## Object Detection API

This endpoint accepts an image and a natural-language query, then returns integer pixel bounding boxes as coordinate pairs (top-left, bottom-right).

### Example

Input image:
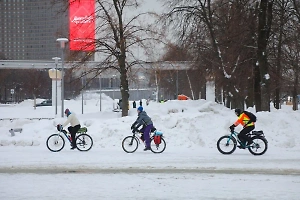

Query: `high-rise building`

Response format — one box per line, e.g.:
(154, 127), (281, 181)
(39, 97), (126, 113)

(0, 0), (68, 60)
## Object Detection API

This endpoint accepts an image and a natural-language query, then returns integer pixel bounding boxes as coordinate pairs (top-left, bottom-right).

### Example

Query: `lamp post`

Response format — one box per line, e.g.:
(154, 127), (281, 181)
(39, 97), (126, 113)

(112, 74), (116, 100)
(99, 74), (102, 111)
(52, 57), (61, 115)
(56, 38), (68, 117)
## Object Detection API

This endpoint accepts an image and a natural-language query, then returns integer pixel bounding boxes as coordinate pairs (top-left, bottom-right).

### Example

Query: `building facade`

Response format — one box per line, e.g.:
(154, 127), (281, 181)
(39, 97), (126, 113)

(0, 0), (68, 60)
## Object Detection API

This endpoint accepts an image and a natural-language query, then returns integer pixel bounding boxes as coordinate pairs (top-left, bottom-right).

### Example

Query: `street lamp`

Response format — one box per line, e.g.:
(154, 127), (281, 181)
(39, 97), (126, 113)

(99, 74), (102, 111)
(112, 74), (116, 99)
(56, 38), (68, 117)
(52, 57), (61, 115)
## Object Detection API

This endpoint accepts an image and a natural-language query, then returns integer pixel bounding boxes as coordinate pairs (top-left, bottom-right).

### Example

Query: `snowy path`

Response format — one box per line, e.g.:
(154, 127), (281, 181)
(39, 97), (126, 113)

(0, 146), (300, 199)
(1, 173), (299, 200)
(1, 146), (300, 173)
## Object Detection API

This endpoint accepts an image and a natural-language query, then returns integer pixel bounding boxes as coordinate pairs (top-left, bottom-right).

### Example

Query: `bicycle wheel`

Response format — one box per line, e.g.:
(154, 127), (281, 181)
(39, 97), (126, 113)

(46, 134), (65, 152)
(248, 136), (268, 156)
(75, 133), (93, 151)
(217, 135), (237, 154)
(150, 137), (166, 153)
(122, 136), (139, 153)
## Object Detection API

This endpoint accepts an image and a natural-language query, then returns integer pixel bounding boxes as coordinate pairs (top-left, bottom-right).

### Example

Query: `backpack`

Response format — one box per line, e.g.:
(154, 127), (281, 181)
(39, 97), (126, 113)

(243, 111), (257, 122)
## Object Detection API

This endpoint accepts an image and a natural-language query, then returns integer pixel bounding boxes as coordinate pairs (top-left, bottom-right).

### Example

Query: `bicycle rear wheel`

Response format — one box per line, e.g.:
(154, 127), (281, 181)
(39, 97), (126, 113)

(46, 134), (65, 152)
(248, 136), (268, 156)
(150, 137), (166, 153)
(122, 136), (139, 153)
(217, 135), (237, 154)
(75, 133), (93, 151)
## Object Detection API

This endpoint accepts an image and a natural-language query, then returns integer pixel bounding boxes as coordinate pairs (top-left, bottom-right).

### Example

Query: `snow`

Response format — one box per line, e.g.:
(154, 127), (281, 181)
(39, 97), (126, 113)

(1, 93), (300, 200)
(265, 73), (270, 80)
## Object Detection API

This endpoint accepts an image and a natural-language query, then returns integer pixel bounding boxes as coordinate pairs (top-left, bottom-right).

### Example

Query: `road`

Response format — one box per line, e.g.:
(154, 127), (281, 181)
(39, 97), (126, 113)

(0, 146), (299, 199)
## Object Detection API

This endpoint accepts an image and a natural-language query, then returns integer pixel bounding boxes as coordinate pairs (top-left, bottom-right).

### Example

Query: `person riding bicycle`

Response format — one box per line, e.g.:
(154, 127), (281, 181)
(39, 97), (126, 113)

(58, 108), (81, 150)
(131, 106), (153, 151)
(229, 108), (255, 148)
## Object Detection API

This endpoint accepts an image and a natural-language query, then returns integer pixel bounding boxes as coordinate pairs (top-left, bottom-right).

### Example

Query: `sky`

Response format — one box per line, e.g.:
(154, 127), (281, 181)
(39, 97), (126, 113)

(0, 92), (300, 199)
(95, 0), (166, 61)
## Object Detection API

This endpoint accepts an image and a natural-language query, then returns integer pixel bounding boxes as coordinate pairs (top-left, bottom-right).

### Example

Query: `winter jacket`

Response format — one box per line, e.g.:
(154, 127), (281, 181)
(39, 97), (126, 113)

(234, 112), (255, 127)
(63, 113), (80, 128)
(132, 111), (153, 129)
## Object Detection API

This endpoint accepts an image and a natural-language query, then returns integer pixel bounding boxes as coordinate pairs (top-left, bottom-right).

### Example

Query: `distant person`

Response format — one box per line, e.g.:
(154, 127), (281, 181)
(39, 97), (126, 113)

(146, 98), (150, 106)
(229, 108), (255, 148)
(118, 99), (122, 109)
(139, 100), (142, 106)
(59, 108), (81, 150)
(131, 106), (153, 151)
(133, 101), (136, 108)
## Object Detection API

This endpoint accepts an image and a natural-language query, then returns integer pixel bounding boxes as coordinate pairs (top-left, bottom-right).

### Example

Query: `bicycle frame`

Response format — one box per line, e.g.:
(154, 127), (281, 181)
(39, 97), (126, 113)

(57, 129), (72, 144)
(228, 130), (265, 148)
(227, 130), (247, 147)
(130, 131), (143, 144)
(131, 130), (161, 145)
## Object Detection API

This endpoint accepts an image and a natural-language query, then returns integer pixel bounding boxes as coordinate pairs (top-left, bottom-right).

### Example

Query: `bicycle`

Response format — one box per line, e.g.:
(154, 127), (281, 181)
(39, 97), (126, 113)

(46, 126), (93, 152)
(217, 129), (268, 156)
(122, 129), (166, 153)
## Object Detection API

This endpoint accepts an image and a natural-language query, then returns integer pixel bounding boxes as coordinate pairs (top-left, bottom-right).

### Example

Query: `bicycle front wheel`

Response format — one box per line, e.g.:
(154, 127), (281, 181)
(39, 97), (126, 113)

(76, 133), (93, 151)
(122, 136), (139, 153)
(217, 135), (237, 155)
(248, 136), (268, 156)
(46, 134), (65, 152)
(150, 137), (166, 153)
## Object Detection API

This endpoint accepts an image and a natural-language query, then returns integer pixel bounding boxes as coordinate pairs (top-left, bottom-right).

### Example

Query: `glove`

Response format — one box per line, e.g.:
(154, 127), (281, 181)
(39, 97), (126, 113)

(56, 124), (62, 131)
(229, 124), (235, 131)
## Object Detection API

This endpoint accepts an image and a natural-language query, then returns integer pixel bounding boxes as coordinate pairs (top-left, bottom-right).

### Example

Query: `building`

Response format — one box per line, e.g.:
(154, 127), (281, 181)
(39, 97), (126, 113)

(0, 0), (68, 60)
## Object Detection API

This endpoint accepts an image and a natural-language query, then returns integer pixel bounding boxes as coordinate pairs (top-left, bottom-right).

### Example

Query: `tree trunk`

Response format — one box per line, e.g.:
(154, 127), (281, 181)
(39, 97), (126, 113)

(292, 69), (299, 111)
(256, 0), (273, 112)
(246, 76), (254, 108)
(185, 70), (194, 100)
(119, 56), (129, 117)
(274, 0), (285, 109)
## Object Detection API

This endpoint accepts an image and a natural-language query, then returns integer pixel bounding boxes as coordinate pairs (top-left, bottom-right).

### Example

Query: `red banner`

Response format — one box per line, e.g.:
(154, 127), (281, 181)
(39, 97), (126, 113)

(69, 0), (95, 51)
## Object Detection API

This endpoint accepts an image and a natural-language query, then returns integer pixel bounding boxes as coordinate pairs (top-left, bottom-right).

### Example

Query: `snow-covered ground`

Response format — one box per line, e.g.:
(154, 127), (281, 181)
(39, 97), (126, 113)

(0, 93), (299, 200)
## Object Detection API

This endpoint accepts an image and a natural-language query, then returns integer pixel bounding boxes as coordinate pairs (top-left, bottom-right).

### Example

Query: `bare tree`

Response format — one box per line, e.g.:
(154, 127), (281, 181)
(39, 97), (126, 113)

(161, 0), (258, 109)
(93, 0), (162, 116)
(56, 0), (161, 116)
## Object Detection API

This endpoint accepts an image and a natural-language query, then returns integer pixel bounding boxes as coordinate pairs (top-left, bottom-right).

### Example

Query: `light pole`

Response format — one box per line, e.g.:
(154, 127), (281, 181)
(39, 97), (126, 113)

(52, 57), (61, 115)
(112, 74), (116, 100)
(176, 69), (178, 98)
(99, 74), (102, 111)
(56, 38), (68, 117)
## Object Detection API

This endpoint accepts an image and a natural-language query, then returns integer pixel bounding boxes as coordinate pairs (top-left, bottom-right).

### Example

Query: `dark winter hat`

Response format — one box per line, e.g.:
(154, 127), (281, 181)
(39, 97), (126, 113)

(137, 106), (143, 112)
(64, 108), (70, 114)
(234, 108), (242, 116)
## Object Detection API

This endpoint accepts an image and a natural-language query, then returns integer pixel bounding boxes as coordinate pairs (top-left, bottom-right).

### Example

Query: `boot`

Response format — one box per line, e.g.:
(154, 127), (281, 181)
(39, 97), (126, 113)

(70, 143), (77, 150)
(143, 146), (151, 151)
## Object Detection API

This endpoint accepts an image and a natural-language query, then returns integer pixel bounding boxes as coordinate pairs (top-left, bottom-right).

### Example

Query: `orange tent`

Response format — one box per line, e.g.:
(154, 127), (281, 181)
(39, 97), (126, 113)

(177, 94), (189, 100)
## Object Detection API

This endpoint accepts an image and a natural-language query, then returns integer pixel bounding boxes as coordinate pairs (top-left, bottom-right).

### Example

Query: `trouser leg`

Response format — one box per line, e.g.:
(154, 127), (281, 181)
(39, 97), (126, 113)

(144, 124), (153, 148)
(70, 125), (81, 147)
(238, 126), (254, 144)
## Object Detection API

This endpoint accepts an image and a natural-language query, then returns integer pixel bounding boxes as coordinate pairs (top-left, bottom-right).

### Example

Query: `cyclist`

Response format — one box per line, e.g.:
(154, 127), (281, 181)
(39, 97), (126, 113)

(131, 106), (153, 151)
(58, 108), (81, 150)
(229, 108), (255, 148)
